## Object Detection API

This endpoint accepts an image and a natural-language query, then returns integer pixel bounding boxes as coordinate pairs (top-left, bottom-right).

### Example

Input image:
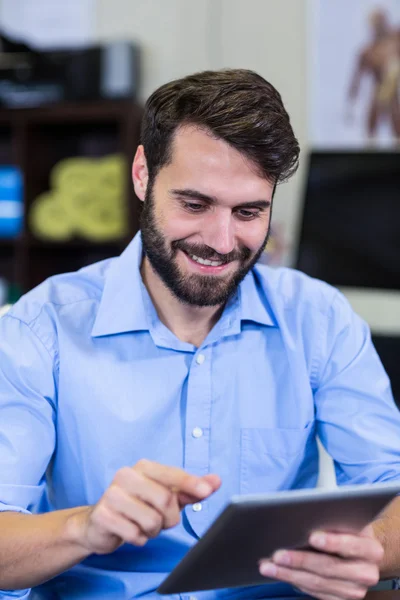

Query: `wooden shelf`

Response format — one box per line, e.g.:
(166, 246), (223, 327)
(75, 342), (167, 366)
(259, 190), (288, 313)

(0, 238), (18, 248)
(0, 99), (141, 125)
(0, 99), (143, 294)
(28, 238), (128, 250)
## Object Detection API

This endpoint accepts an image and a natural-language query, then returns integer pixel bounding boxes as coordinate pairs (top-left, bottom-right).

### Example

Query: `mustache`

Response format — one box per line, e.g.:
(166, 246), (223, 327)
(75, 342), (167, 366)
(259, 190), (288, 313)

(172, 240), (251, 264)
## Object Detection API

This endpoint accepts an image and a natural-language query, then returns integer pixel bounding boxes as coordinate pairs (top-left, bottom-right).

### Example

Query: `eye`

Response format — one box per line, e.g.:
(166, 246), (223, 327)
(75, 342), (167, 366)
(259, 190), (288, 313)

(235, 209), (261, 221)
(183, 201), (206, 213)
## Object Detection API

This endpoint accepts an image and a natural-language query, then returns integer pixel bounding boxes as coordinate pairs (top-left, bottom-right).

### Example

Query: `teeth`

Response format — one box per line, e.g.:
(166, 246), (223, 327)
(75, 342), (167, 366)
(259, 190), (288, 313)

(190, 254), (223, 267)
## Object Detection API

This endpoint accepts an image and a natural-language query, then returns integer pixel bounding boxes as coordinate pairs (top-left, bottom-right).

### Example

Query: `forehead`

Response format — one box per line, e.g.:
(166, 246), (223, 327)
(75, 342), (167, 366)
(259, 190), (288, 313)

(160, 125), (274, 203)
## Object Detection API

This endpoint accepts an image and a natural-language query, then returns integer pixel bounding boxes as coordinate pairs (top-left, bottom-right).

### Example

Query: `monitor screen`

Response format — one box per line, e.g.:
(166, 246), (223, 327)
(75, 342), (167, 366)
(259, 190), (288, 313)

(296, 151), (400, 290)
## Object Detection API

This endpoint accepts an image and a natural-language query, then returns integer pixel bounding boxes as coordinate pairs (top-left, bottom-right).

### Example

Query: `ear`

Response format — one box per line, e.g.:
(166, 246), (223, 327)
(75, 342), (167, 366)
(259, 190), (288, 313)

(132, 145), (149, 202)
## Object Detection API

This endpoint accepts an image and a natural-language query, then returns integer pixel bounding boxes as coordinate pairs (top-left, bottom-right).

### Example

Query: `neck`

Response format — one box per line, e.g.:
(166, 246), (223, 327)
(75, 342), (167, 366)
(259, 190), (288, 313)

(141, 256), (224, 347)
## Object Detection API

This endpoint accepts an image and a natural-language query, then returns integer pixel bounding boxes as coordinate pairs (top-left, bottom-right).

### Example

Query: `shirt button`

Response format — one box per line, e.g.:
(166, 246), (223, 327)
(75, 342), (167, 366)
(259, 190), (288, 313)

(192, 427), (203, 438)
(192, 502), (202, 512)
(196, 353), (205, 365)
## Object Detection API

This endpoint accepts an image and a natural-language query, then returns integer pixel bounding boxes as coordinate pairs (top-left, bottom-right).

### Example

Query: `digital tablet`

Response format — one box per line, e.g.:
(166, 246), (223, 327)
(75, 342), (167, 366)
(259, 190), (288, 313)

(157, 481), (400, 595)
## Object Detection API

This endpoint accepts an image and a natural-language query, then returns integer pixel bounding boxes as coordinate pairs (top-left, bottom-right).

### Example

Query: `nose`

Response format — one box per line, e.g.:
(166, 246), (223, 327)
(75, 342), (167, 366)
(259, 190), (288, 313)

(203, 211), (235, 256)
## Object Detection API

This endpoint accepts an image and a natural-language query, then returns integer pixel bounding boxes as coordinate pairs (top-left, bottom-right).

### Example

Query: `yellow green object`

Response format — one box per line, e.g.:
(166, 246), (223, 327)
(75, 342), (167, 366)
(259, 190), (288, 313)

(29, 154), (128, 242)
(29, 192), (74, 241)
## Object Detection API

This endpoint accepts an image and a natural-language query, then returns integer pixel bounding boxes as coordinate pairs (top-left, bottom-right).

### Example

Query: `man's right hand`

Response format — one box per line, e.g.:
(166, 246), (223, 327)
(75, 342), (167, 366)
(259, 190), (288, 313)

(71, 460), (221, 555)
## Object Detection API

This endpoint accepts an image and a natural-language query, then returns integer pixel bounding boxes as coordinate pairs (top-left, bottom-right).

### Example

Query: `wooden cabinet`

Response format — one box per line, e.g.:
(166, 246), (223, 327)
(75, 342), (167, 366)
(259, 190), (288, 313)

(0, 99), (142, 295)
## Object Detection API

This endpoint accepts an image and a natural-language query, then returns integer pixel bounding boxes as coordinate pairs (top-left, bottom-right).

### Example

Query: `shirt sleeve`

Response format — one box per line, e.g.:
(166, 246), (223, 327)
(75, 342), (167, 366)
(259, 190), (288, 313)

(0, 313), (57, 599)
(314, 291), (400, 485)
(0, 312), (57, 512)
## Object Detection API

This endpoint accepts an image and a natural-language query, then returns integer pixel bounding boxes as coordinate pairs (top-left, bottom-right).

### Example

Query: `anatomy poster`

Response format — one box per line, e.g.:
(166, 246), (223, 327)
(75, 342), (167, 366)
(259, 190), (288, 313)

(310, 0), (400, 147)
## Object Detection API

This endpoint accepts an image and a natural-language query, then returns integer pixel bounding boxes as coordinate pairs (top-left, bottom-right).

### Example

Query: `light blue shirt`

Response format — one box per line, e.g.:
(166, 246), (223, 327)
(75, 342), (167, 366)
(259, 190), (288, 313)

(1, 232), (400, 600)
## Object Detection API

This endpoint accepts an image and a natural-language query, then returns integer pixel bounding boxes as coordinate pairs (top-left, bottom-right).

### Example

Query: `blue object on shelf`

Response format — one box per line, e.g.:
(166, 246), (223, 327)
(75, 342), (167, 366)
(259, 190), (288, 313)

(0, 166), (23, 238)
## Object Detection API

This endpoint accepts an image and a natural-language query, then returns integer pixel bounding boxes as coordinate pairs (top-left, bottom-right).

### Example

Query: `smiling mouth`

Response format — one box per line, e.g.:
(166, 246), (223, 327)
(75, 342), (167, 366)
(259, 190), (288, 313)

(189, 253), (225, 267)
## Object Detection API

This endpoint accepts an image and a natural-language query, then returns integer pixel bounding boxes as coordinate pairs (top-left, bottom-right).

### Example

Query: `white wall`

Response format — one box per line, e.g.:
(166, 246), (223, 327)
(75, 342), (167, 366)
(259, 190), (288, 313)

(96, 0), (213, 101)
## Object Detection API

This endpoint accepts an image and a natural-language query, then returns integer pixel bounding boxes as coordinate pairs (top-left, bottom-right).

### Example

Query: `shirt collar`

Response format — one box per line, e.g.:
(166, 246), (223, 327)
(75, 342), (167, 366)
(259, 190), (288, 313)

(91, 232), (149, 337)
(91, 232), (276, 338)
(238, 266), (276, 327)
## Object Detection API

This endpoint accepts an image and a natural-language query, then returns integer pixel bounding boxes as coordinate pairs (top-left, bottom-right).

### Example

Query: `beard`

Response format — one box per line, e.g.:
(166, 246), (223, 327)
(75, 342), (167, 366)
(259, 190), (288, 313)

(140, 186), (270, 307)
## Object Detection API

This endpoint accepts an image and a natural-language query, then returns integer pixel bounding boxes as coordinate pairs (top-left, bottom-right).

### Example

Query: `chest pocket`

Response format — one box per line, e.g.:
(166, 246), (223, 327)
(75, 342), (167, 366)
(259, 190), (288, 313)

(240, 421), (315, 494)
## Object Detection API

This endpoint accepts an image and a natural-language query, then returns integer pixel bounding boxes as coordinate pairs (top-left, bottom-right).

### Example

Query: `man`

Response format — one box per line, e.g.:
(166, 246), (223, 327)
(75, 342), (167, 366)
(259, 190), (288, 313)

(347, 8), (400, 143)
(0, 69), (400, 600)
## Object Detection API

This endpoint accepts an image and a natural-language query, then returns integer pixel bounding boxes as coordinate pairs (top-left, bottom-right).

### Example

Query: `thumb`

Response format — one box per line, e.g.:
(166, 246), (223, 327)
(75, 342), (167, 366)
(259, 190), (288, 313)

(361, 523), (377, 539)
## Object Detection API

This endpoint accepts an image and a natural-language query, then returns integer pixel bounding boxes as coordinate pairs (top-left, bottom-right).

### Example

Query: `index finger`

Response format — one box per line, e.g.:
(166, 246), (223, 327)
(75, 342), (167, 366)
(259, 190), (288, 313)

(309, 530), (384, 563)
(134, 459), (215, 499)
(177, 474), (222, 507)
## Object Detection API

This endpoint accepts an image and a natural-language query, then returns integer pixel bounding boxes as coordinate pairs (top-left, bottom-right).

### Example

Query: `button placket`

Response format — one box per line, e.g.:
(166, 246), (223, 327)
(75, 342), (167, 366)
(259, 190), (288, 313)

(183, 349), (212, 535)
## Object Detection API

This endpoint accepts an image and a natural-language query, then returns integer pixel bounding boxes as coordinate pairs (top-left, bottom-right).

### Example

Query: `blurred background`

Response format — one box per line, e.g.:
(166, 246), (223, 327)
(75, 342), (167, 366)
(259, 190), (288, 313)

(0, 0), (398, 407)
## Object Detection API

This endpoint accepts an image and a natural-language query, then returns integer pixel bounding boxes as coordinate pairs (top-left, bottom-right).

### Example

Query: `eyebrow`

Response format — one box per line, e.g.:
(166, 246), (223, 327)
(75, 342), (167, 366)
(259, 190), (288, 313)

(170, 188), (271, 209)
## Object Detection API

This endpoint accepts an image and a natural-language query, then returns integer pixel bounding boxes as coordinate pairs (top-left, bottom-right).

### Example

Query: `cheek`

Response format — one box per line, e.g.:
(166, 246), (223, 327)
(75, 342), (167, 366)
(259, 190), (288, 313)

(236, 219), (270, 252)
(162, 212), (202, 242)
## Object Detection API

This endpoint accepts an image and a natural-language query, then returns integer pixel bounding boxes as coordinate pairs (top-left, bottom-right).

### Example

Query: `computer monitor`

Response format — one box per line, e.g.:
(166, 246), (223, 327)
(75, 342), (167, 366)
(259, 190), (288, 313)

(296, 151), (400, 290)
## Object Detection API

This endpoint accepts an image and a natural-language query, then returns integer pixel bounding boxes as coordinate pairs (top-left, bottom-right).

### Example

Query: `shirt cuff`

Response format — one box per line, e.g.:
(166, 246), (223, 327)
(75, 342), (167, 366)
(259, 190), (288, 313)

(0, 502), (31, 515)
(0, 591), (31, 599)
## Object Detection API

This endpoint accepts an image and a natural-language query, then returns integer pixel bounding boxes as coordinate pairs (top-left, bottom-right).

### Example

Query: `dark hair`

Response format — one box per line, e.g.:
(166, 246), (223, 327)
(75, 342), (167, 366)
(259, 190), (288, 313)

(140, 68), (300, 184)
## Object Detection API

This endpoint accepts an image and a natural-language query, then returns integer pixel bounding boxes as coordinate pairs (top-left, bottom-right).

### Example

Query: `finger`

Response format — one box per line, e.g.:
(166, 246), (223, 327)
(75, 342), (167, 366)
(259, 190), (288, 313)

(309, 530), (384, 563)
(104, 485), (168, 538)
(172, 474), (221, 492)
(259, 562), (368, 600)
(177, 474), (222, 507)
(272, 549), (380, 587)
(111, 468), (180, 527)
(92, 504), (148, 547)
(202, 474), (222, 489)
(135, 459), (217, 499)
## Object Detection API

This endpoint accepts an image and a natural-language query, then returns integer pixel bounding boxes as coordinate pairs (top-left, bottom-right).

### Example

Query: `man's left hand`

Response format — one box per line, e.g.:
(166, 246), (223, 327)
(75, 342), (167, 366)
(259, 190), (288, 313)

(259, 525), (384, 600)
